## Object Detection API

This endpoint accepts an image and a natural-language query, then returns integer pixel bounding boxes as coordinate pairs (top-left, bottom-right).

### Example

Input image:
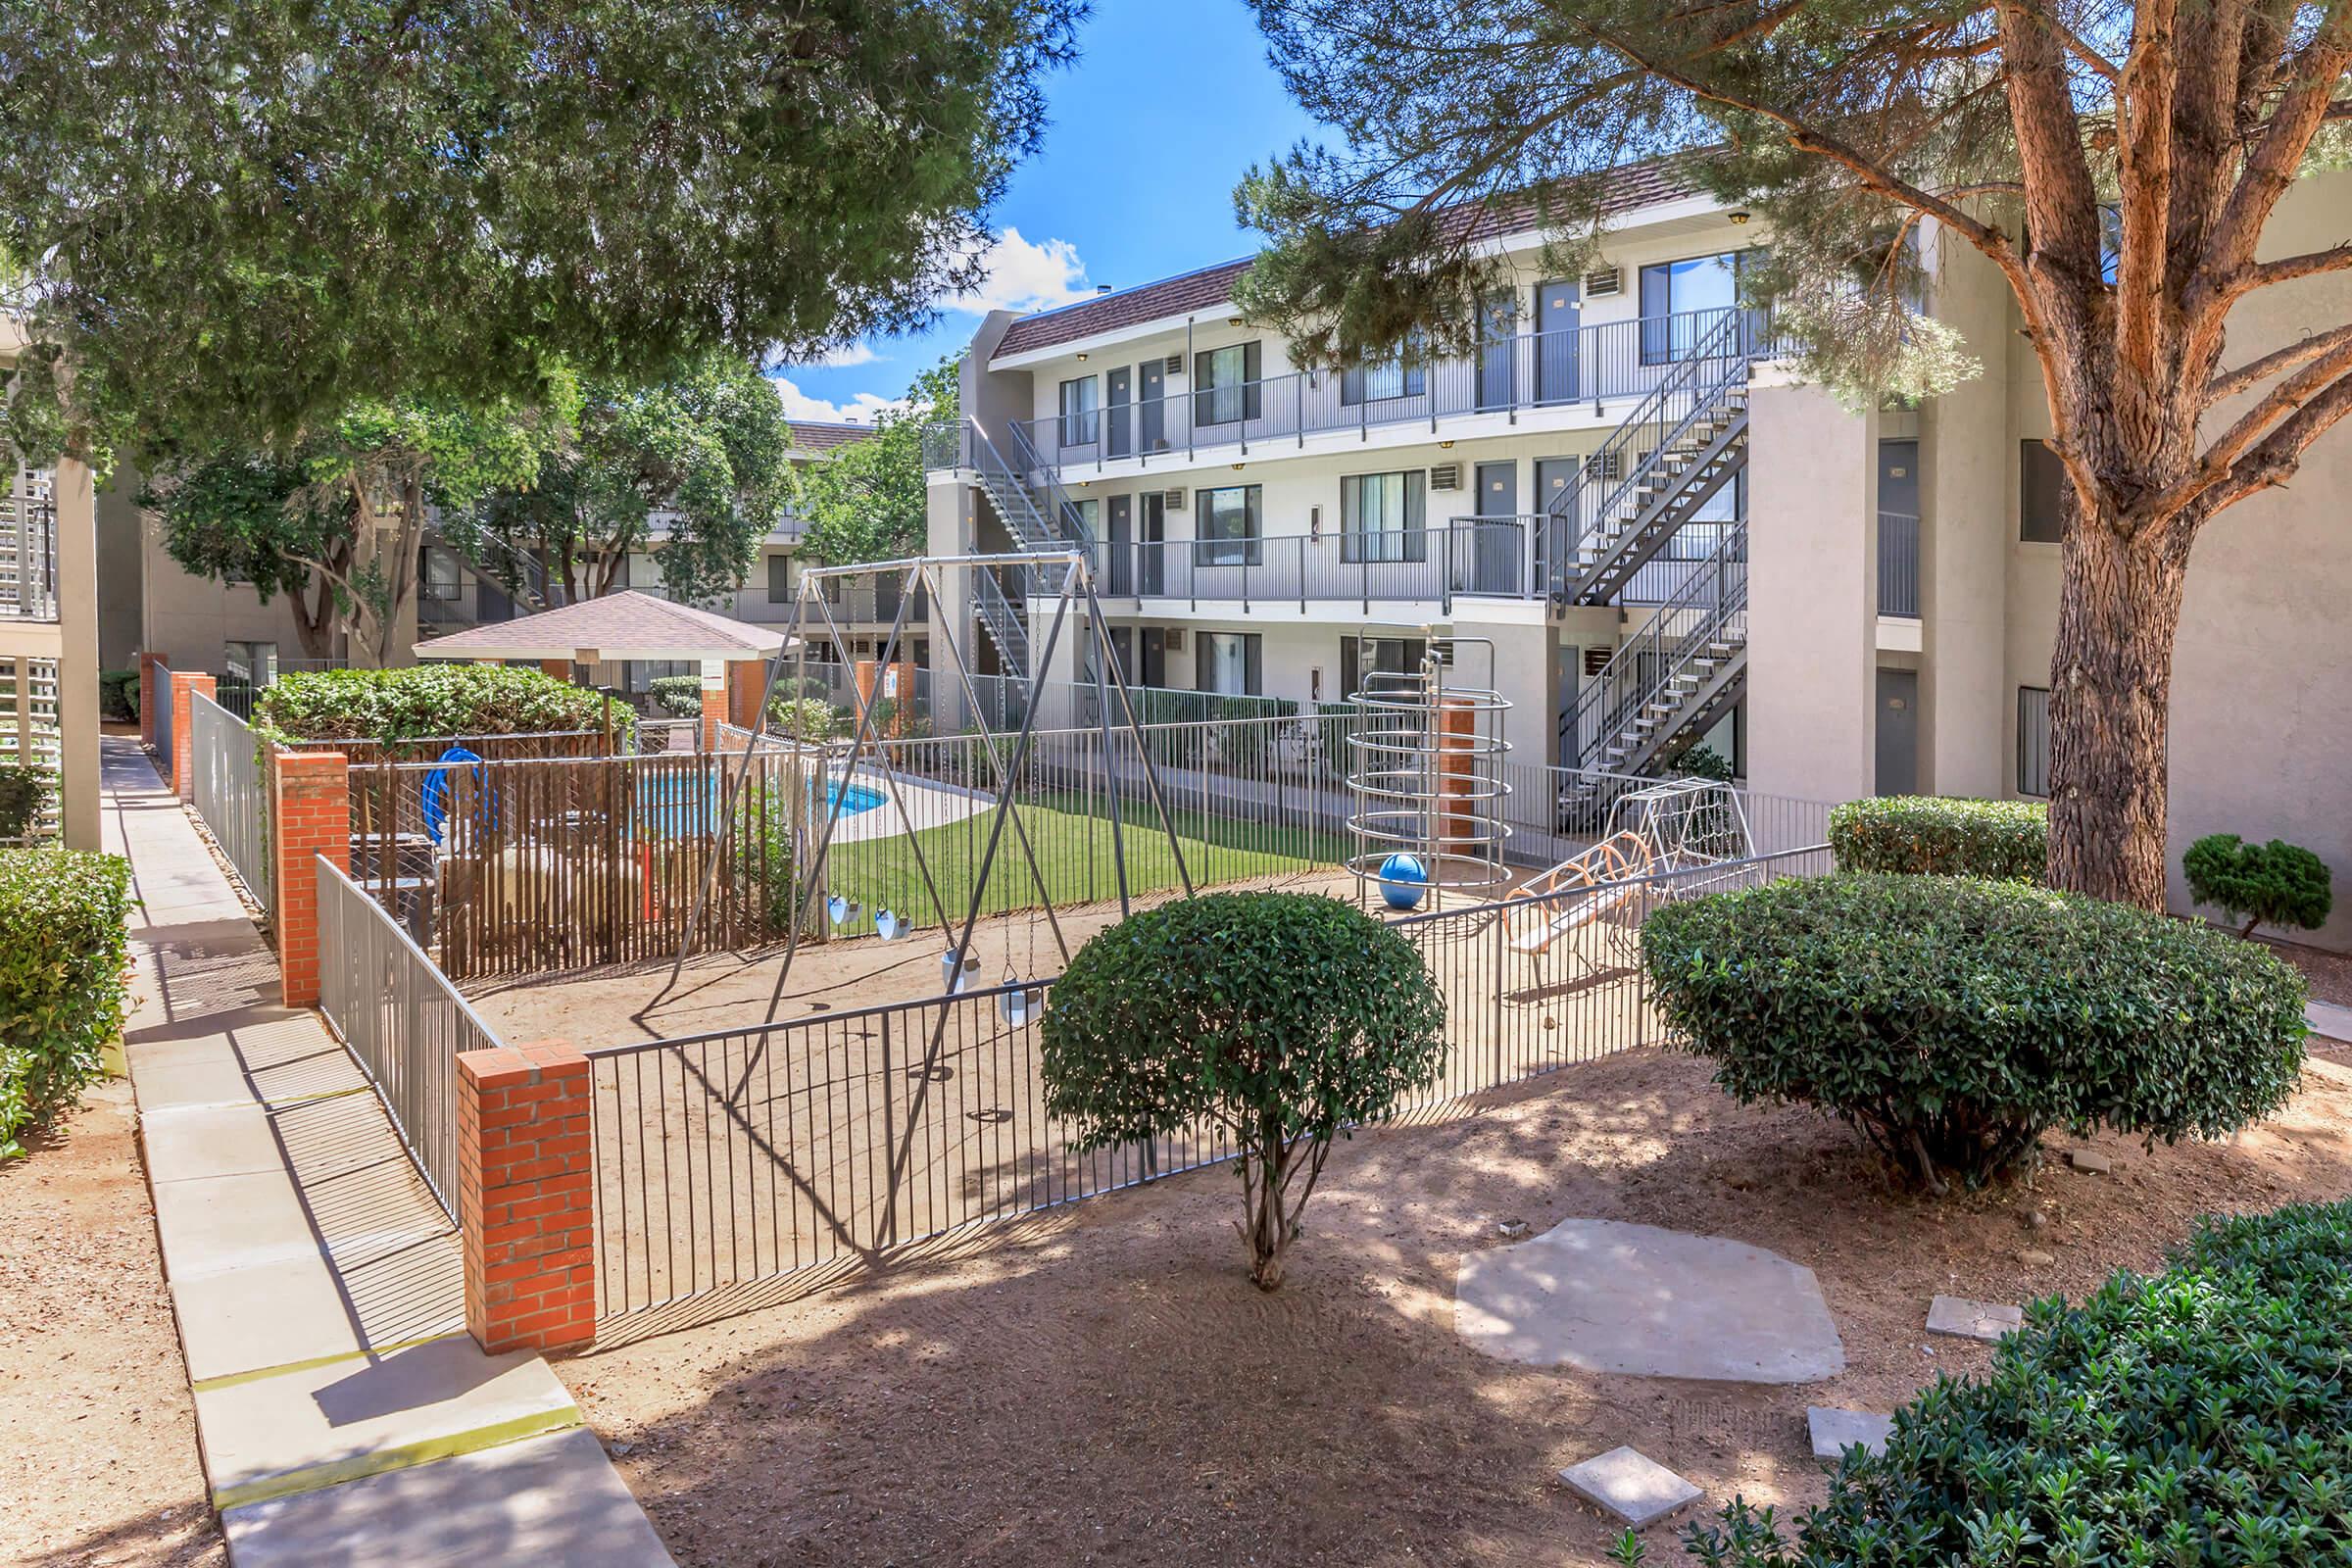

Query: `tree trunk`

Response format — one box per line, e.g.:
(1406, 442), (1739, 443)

(1243, 1126), (1295, 1292)
(2045, 506), (2188, 909)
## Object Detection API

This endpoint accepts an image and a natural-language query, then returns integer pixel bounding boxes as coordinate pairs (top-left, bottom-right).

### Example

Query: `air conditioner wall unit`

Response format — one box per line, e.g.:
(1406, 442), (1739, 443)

(1429, 464), (1461, 490)
(1164, 355), (1184, 375)
(1585, 267), (1624, 297)
(1162, 487), (1188, 509)
(1163, 627), (1187, 652)
(1584, 645), (1613, 676)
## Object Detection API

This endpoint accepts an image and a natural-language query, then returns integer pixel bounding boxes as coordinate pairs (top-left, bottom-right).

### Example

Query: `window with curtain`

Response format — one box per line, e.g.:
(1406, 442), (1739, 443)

(765, 553), (794, 603)
(2017, 687), (2052, 797)
(1342, 342), (1428, 406)
(1057, 376), (1099, 446)
(1341, 470), (1427, 563)
(1194, 485), (1261, 565)
(1640, 252), (1743, 363)
(1339, 635), (1426, 701)
(1196, 632), (1262, 695)
(2020, 439), (2067, 542)
(1193, 342), (1262, 427)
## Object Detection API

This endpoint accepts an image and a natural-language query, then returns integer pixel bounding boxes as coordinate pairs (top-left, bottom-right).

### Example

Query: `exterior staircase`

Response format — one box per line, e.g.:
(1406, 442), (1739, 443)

(1545, 310), (1752, 609)
(922, 418), (1097, 674)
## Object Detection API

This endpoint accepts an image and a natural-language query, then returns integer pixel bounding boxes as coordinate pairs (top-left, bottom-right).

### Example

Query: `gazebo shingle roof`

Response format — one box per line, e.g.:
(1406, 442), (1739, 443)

(415, 590), (793, 663)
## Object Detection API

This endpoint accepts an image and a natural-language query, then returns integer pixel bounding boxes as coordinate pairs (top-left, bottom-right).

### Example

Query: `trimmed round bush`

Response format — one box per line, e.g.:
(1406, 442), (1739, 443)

(0, 849), (134, 1158)
(1642, 873), (2306, 1190)
(2184, 831), (2332, 937)
(646, 673), (704, 718)
(1829, 795), (2046, 880)
(1041, 891), (1446, 1290)
(1679, 1199), (2352, 1566)
(254, 663), (620, 748)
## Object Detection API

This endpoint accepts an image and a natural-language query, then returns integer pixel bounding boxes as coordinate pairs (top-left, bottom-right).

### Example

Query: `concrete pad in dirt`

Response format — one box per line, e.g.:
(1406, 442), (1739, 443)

(1808, 1406), (1894, 1460)
(193, 1334), (581, 1510)
(1558, 1446), (1703, 1529)
(1456, 1217), (1845, 1383)
(223, 1427), (675, 1568)
(1927, 1294), (2022, 1343)
(2310, 1000), (2352, 1043)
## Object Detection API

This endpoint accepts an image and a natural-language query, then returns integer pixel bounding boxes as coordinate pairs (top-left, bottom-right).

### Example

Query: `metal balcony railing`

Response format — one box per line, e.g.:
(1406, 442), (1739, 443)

(1, 469), (59, 622)
(1558, 520), (1748, 771)
(1088, 518), (1534, 612)
(993, 308), (1772, 474)
(1878, 512), (1920, 618)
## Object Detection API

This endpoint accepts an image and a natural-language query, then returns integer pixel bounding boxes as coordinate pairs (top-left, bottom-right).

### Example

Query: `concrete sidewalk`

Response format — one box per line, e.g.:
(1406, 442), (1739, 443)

(106, 738), (672, 1566)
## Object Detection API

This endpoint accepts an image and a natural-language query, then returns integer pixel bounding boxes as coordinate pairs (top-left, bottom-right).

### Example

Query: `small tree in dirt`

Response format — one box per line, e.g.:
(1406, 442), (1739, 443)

(2184, 833), (2333, 939)
(1041, 892), (1446, 1291)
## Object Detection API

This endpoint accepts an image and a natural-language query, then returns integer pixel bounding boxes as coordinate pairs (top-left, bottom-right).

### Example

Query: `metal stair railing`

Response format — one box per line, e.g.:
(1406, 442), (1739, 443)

(972, 564), (1031, 673)
(1543, 310), (1752, 602)
(1001, 419), (1097, 555)
(1557, 521), (1747, 773)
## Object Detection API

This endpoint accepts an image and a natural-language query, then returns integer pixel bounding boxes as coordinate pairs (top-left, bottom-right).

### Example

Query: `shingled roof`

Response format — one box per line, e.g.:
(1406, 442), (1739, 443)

(785, 419), (875, 455)
(990, 156), (1708, 362)
(416, 590), (792, 664)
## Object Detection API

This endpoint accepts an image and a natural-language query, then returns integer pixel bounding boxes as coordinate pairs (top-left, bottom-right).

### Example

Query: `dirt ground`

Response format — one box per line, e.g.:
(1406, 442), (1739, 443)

(2268, 935), (2352, 1007)
(562, 1043), (2352, 1568)
(0, 1081), (221, 1567)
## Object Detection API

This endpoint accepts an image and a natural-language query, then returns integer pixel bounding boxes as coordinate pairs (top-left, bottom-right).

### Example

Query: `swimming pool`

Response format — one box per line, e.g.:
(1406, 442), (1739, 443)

(828, 781), (886, 818)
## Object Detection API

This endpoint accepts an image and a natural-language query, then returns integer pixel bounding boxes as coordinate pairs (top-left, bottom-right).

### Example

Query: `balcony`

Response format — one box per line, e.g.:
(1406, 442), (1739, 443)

(1088, 519), (1535, 612)
(1003, 308), (1771, 477)
(1878, 512), (1920, 618)
(1, 472), (59, 622)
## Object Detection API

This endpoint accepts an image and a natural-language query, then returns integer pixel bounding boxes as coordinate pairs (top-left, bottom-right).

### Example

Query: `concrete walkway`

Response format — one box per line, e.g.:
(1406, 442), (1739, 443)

(105, 739), (672, 1566)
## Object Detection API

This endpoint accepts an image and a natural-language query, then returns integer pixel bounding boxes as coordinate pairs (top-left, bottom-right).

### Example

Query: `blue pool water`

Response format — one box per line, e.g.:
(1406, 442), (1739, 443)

(829, 781), (887, 818)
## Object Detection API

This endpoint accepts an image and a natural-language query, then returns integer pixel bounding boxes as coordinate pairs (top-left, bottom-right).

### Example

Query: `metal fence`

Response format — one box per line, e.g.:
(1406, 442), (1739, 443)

(188, 691), (271, 903)
(583, 841), (1832, 1320)
(317, 857), (504, 1219)
(1879, 512), (1921, 618)
(153, 661), (173, 761)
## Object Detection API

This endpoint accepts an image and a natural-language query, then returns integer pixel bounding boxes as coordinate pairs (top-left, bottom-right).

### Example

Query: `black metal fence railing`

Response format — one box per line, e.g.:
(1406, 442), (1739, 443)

(1878, 512), (1921, 618)
(583, 842), (1833, 1320)
(1092, 518), (1533, 610)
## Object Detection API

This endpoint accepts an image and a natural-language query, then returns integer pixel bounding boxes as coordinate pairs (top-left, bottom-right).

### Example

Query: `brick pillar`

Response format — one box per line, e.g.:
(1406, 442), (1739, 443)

(700, 685), (725, 751)
(138, 654), (163, 748)
(726, 660), (764, 730)
(457, 1040), (596, 1354)
(169, 672), (216, 801)
(270, 749), (349, 1007)
(539, 659), (571, 681)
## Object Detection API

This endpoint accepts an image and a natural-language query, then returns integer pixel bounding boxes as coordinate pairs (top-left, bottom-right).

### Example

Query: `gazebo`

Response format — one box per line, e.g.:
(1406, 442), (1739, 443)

(415, 590), (795, 746)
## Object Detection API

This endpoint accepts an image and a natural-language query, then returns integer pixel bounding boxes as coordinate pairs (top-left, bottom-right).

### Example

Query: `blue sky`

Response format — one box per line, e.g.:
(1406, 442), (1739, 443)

(770, 3), (1320, 421)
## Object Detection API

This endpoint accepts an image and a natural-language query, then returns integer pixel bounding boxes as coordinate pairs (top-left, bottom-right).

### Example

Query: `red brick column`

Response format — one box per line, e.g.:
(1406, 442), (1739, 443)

(138, 654), (164, 748)
(456, 1039), (596, 1354)
(270, 749), (349, 1006)
(726, 660), (764, 730)
(169, 672), (216, 801)
(700, 684), (725, 751)
(539, 658), (571, 681)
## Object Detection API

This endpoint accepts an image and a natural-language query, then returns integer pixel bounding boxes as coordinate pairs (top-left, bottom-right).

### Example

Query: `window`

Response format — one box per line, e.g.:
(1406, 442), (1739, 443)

(1340, 470), (1427, 563)
(1664, 470), (1742, 561)
(1193, 341), (1262, 427)
(1193, 485), (1262, 566)
(1057, 376), (1099, 446)
(1640, 251), (1744, 363)
(2020, 439), (2066, 542)
(1340, 635), (1426, 701)
(224, 640), (277, 688)
(1062, 497), (1099, 544)
(1196, 632), (1262, 696)
(417, 545), (463, 601)
(1342, 341), (1427, 406)
(765, 553), (794, 603)
(2018, 686), (2052, 797)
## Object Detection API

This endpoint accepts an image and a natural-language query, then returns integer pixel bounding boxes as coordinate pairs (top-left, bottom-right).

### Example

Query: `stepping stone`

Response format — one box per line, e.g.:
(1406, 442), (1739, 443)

(1807, 1406), (1894, 1460)
(1457, 1217), (1844, 1383)
(2067, 1149), (2112, 1174)
(1558, 1446), (1702, 1529)
(1927, 1294), (2022, 1343)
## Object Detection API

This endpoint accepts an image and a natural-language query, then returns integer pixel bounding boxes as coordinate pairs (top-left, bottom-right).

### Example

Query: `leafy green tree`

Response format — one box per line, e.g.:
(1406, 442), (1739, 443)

(0, 0), (1081, 460)
(1040, 892), (1447, 1291)
(445, 353), (794, 610)
(1234, 0), (2352, 912)
(792, 360), (960, 568)
(145, 391), (568, 664)
(2184, 833), (2333, 937)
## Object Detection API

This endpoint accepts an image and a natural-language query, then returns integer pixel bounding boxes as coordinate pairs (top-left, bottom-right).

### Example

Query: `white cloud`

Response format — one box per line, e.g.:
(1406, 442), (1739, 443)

(950, 227), (1092, 315)
(767, 374), (905, 424)
(800, 342), (880, 368)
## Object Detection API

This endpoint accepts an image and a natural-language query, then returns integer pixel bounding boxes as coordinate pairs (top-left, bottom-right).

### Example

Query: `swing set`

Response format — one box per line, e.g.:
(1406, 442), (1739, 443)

(666, 550), (1199, 1033)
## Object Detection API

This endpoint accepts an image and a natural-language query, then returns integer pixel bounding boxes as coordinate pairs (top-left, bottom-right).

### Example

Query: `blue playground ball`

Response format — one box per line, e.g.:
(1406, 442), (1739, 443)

(1378, 853), (1429, 910)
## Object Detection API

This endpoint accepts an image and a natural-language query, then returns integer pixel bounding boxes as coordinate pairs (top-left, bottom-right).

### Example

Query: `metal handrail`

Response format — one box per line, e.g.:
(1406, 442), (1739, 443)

(1558, 520), (1748, 767)
(973, 565), (1031, 670)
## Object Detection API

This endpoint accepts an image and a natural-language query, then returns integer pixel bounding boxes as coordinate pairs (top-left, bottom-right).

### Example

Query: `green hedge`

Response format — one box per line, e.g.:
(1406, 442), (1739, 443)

(1642, 873), (2306, 1190)
(647, 674), (704, 719)
(1828, 795), (2046, 879)
(99, 667), (140, 722)
(0, 850), (134, 1158)
(1679, 1199), (2352, 1566)
(0, 766), (54, 840)
(254, 664), (622, 749)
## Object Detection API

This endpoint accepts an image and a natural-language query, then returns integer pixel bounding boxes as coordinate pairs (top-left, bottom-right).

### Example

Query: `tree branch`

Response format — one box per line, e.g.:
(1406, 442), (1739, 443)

(2192, 364), (2352, 519)
(2193, 0), (2352, 308)
(2204, 323), (2352, 405)
(2239, 240), (2352, 296)
(2149, 333), (2352, 516)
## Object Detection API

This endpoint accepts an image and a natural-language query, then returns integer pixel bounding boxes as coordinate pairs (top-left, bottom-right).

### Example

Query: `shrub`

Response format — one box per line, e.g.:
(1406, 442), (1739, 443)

(1642, 873), (2306, 1191)
(99, 668), (141, 722)
(767, 696), (839, 743)
(1677, 1199), (2352, 1567)
(1041, 892), (1446, 1290)
(647, 674), (704, 719)
(0, 766), (54, 840)
(254, 663), (621, 750)
(0, 850), (134, 1158)
(2184, 832), (2333, 938)
(1828, 794), (2046, 879)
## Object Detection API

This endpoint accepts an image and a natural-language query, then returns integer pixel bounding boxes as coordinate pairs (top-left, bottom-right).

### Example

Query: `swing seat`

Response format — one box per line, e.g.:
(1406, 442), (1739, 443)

(874, 907), (908, 941)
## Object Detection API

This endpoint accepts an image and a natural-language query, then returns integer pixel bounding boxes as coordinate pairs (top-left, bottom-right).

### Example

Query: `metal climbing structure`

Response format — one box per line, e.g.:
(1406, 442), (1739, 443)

(1343, 632), (1513, 912)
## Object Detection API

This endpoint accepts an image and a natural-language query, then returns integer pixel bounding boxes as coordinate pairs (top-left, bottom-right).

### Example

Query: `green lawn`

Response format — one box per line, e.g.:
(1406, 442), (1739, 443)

(823, 791), (1354, 927)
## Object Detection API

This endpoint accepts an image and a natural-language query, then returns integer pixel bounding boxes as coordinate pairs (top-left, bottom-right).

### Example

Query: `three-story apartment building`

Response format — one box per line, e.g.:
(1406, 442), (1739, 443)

(924, 162), (2352, 949)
